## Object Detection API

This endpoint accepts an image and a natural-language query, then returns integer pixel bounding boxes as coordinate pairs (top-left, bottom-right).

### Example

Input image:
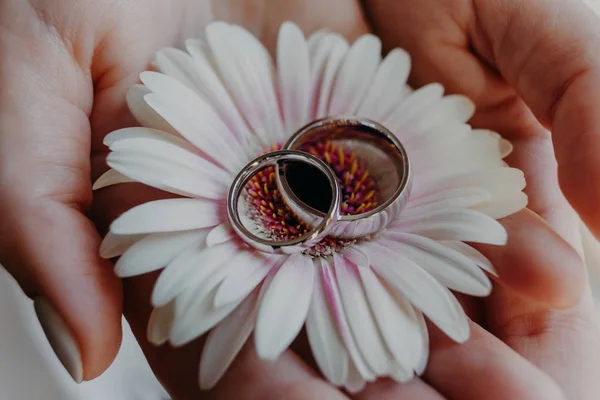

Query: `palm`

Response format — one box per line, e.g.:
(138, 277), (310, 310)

(33, 0), (598, 398)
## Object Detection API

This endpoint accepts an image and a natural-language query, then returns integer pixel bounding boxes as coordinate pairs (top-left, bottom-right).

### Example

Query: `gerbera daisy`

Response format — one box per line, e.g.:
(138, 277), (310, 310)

(95, 21), (527, 392)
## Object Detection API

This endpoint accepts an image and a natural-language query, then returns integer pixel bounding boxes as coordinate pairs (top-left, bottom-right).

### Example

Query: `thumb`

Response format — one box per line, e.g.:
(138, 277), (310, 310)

(0, 5), (122, 382)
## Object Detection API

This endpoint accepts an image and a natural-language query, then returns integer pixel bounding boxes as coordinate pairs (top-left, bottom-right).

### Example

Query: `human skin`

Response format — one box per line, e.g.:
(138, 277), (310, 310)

(0, 0), (599, 399)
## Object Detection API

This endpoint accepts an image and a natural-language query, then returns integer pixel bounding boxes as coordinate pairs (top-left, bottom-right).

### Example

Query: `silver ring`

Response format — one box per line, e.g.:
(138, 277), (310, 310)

(227, 150), (342, 254)
(279, 116), (412, 239)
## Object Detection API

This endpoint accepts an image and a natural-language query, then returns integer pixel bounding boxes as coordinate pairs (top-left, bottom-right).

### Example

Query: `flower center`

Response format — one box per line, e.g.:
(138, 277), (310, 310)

(243, 141), (380, 255)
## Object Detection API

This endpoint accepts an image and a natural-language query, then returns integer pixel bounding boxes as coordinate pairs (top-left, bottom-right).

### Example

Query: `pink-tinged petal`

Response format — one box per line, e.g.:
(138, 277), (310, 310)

(110, 198), (222, 235)
(381, 232), (492, 296)
(199, 287), (260, 389)
(384, 83), (444, 134)
(415, 95), (475, 131)
(344, 360), (367, 393)
(206, 223), (235, 247)
(341, 246), (370, 268)
(107, 135), (231, 184)
(328, 34), (381, 115)
(126, 84), (176, 134)
(115, 229), (209, 278)
(213, 252), (279, 308)
(441, 241), (497, 276)
(392, 208), (508, 245)
(147, 301), (175, 345)
(473, 191), (529, 219)
(99, 232), (147, 259)
(255, 254), (314, 361)
(152, 241), (238, 307)
(277, 22), (310, 135)
(306, 261), (349, 386)
(92, 169), (135, 190)
(357, 48), (411, 121)
(358, 267), (420, 376)
(333, 254), (392, 375)
(141, 73), (247, 171)
(368, 242), (470, 343)
(403, 188), (491, 217)
(155, 46), (256, 145)
(170, 277), (241, 347)
(309, 33), (349, 119)
(206, 22), (285, 146)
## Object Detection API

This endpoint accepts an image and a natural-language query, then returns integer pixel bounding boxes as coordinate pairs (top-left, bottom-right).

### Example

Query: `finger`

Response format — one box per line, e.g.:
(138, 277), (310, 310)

(122, 270), (349, 400)
(354, 379), (445, 400)
(0, 4), (122, 381)
(424, 321), (565, 400)
(473, 209), (585, 308)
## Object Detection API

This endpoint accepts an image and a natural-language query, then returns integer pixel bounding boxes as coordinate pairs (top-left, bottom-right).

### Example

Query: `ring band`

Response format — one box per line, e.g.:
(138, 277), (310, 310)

(227, 150), (342, 254)
(279, 116), (412, 239)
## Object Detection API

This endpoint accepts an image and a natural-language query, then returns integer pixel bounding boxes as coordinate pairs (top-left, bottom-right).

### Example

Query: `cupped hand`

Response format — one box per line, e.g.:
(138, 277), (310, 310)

(1, 0), (600, 399)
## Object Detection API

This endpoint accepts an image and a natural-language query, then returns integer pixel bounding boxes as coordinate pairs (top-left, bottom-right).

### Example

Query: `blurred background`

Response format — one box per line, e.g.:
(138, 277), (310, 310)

(1, 0), (599, 399)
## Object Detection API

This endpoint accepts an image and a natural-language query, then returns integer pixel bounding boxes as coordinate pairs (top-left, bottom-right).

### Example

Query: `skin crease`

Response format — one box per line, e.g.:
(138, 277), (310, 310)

(0, 0), (599, 398)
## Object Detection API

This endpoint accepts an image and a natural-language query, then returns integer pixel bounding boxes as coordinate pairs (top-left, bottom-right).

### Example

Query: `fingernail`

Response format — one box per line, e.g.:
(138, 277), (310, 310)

(34, 297), (84, 383)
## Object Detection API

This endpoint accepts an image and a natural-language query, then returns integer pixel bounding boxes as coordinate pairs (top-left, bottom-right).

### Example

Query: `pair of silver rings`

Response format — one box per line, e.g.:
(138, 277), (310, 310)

(227, 117), (412, 254)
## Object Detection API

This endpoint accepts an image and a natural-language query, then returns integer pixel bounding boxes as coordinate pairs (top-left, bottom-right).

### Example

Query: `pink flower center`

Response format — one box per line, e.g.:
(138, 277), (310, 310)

(243, 140), (379, 254)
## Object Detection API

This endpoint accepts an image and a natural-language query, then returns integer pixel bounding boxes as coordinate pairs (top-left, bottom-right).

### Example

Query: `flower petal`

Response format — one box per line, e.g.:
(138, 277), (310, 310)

(441, 241), (497, 276)
(415, 95), (475, 131)
(206, 22), (285, 146)
(341, 246), (370, 268)
(329, 34), (381, 115)
(92, 169), (134, 190)
(152, 241), (237, 307)
(147, 301), (175, 345)
(115, 229), (209, 278)
(206, 223), (235, 247)
(255, 254), (314, 361)
(384, 83), (444, 133)
(381, 232), (492, 296)
(391, 208), (508, 245)
(110, 198), (222, 235)
(306, 262), (349, 386)
(358, 267), (421, 376)
(473, 191), (529, 219)
(99, 232), (147, 259)
(368, 242), (470, 343)
(277, 22), (310, 135)
(403, 188), (491, 217)
(333, 254), (391, 375)
(104, 126), (190, 149)
(344, 360), (367, 393)
(357, 48), (411, 121)
(199, 287), (259, 389)
(126, 84), (176, 134)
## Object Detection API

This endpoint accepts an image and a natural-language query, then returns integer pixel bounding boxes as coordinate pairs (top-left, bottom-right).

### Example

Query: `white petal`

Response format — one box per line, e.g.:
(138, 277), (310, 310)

(341, 246), (370, 268)
(473, 190), (528, 219)
(206, 223), (235, 246)
(99, 232), (146, 259)
(333, 254), (391, 375)
(152, 241), (237, 307)
(126, 84), (176, 134)
(255, 254), (314, 361)
(277, 22), (310, 134)
(199, 288), (259, 389)
(403, 188), (491, 217)
(147, 301), (175, 345)
(310, 33), (350, 119)
(368, 243), (470, 343)
(413, 311), (429, 375)
(442, 240), (497, 276)
(357, 48), (411, 121)
(344, 360), (367, 393)
(384, 83), (444, 133)
(392, 208), (508, 245)
(114, 230), (208, 278)
(110, 198), (221, 235)
(358, 267), (421, 375)
(104, 126), (189, 149)
(381, 232), (492, 296)
(329, 34), (381, 115)
(213, 252), (276, 307)
(206, 22), (285, 146)
(306, 262), (349, 386)
(319, 259), (375, 380)
(92, 169), (135, 190)
(416, 95), (475, 131)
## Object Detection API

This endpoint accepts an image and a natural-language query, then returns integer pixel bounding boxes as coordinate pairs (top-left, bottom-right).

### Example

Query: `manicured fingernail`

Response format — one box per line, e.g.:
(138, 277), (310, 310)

(34, 297), (83, 383)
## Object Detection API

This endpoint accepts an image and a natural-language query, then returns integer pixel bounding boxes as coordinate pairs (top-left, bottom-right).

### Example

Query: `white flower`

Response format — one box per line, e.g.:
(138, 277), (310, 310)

(96, 21), (527, 392)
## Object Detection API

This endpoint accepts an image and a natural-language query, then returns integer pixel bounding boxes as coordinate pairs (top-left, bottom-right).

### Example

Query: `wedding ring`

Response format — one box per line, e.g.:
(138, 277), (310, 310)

(279, 117), (412, 239)
(227, 150), (342, 254)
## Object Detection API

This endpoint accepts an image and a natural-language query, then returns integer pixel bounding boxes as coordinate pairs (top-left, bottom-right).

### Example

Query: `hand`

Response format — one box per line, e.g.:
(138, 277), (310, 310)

(0, 1), (598, 400)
